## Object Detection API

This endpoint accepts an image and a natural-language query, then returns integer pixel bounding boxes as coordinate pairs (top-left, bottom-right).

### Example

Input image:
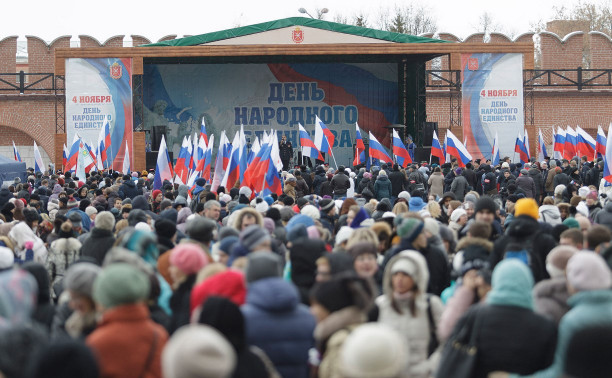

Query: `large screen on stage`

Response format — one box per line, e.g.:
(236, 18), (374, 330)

(461, 53), (524, 161)
(142, 63), (399, 166)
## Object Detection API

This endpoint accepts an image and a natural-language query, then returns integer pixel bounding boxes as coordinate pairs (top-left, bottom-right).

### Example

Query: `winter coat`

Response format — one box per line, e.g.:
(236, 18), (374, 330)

(553, 172), (570, 188)
(533, 277), (571, 325)
(168, 275), (197, 335)
(0, 188), (12, 209)
(450, 175), (469, 201)
(356, 177), (374, 196)
(296, 178), (309, 198)
(312, 171), (327, 196)
(283, 183), (296, 199)
(330, 173), (350, 197)
(489, 215), (556, 283)
(427, 172), (445, 199)
(544, 169), (557, 193)
(290, 239), (326, 305)
(438, 285), (481, 342)
(46, 237), (82, 291)
(388, 170), (406, 196)
(314, 307), (366, 378)
(448, 260), (557, 378)
(80, 228), (116, 266)
(374, 175), (392, 201)
(242, 277), (316, 378)
(524, 290), (612, 378)
(119, 179), (142, 200)
(516, 175), (536, 199)
(538, 204), (562, 226)
(21, 262), (55, 331)
(594, 202), (612, 232)
(176, 207), (191, 234)
(528, 168), (544, 199)
(9, 222), (48, 263)
(320, 180), (333, 198)
(463, 168), (478, 190)
(86, 303), (168, 378)
(376, 251), (444, 378)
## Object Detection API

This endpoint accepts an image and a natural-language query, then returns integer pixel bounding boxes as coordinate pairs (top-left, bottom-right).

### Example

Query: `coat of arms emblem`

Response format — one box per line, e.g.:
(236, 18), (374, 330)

(292, 27), (304, 44)
(110, 62), (122, 79)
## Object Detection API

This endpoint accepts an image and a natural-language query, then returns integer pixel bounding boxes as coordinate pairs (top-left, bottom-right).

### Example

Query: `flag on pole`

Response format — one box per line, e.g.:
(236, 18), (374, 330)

(221, 131), (242, 189)
(299, 124), (323, 160)
(271, 130), (283, 172)
(564, 127), (577, 159)
(368, 132), (392, 163)
(491, 132), (500, 166)
(554, 127), (566, 159)
(537, 130), (547, 162)
(33, 141), (44, 173)
(445, 130), (473, 167)
(514, 130), (529, 164)
(66, 134), (80, 173)
(153, 135), (174, 190)
(238, 125), (248, 183)
(201, 134), (214, 182)
(523, 130), (531, 161)
(597, 125), (607, 158)
(431, 130), (445, 165)
(122, 141), (131, 175)
(576, 125), (596, 158)
(83, 141), (97, 173)
(353, 124), (366, 166)
(603, 124), (612, 183)
(174, 136), (191, 185)
(392, 129), (411, 168)
(314, 115), (334, 160)
(12, 141), (21, 162)
(199, 118), (209, 146)
(62, 143), (68, 171)
(211, 131), (230, 192)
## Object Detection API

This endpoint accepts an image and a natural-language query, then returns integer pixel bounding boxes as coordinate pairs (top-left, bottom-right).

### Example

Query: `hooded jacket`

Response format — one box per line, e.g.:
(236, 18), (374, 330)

(490, 215), (556, 283)
(46, 237), (82, 292)
(376, 251), (443, 378)
(533, 277), (571, 325)
(80, 227), (116, 266)
(428, 172), (445, 199)
(594, 202), (612, 232)
(242, 277), (315, 378)
(538, 204), (562, 226)
(449, 260), (557, 378)
(119, 179), (142, 200)
(374, 174), (392, 201)
(9, 222), (48, 263)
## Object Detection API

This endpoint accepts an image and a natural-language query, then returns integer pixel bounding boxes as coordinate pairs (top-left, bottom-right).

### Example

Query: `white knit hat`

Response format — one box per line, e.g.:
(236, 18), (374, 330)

(0, 247), (14, 270)
(335, 226), (354, 246)
(301, 205), (320, 220)
(340, 323), (409, 378)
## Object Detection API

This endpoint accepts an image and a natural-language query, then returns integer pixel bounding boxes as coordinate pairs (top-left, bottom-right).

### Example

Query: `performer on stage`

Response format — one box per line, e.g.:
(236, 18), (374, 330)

(406, 134), (416, 161)
(280, 134), (293, 171)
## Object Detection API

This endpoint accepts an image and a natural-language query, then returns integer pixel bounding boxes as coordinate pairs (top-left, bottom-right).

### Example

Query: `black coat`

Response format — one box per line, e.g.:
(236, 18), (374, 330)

(169, 274), (197, 335)
(312, 171), (326, 195)
(388, 170), (406, 196)
(119, 179), (142, 200)
(0, 188), (13, 209)
(451, 304), (557, 378)
(489, 215), (556, 283)
(22, 262), (55, 332)
(279, 141), (293, 162)
(330, 173), (350, 196)
(80, 228), (116, 266)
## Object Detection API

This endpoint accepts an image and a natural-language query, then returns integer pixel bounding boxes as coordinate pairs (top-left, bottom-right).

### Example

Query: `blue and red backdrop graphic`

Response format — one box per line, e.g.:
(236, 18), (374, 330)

(461, 53), (524, 161)
(66, 58), (133, 170)
(143, 63), (398, 166)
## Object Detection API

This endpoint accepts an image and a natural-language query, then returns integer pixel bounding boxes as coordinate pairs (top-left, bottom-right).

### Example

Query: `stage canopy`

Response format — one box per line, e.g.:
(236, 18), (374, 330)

(0, 154), (27, 185)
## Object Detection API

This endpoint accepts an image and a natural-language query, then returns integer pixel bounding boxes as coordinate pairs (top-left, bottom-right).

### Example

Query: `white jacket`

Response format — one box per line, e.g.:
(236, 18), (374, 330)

(8, 222), (47, 263)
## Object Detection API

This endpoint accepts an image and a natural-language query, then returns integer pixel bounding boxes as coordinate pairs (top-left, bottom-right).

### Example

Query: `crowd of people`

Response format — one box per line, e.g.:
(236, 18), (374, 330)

(0, 152), (612, 378)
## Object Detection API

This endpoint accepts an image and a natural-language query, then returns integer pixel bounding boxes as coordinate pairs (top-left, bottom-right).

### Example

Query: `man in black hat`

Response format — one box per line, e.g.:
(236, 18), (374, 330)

(279, 134), (293, 171)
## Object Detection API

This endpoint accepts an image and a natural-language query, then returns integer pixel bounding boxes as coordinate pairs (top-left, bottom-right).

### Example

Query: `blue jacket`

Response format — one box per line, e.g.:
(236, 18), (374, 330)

(514, 289), (612, 378)
(241, 277), (315, 378)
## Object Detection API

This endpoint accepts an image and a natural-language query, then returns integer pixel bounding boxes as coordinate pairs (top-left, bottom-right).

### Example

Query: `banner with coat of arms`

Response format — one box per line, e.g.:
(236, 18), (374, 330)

(461, 53), (524, 161)
(65, 58), (133, 171)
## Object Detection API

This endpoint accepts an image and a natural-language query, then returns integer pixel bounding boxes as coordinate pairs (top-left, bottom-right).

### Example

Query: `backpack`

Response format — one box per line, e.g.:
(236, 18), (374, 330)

(502, 231), (545, 281)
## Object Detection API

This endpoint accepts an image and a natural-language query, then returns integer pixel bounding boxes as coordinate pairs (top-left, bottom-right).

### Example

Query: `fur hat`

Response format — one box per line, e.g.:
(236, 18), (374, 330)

(94, 211), (115, 231)
(450, 208), (467, 223)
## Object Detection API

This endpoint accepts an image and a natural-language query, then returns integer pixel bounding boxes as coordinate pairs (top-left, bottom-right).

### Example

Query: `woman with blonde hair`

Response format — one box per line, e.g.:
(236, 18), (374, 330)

(345, 228), (378, 249)
(392, 202), (409, 215)
(426, 201), (441, 219)
(232, 207), (264, 231)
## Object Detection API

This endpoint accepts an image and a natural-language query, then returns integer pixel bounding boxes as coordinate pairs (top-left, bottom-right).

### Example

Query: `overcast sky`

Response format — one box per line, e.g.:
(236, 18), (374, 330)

(2, 0), (608, 44)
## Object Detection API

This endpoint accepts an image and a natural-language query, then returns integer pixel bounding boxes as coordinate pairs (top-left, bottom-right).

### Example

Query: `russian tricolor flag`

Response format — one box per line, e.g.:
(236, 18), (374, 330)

(445, 130), (472, 167)
(174, 136), (191, 185)
(221, 131), (242, 189)
(33, 141), (44, 173)
(353, 123), (366, 166)
(564, 127), (577, 160)
(514, 131), (529, 164)
(12, 141), (21, 162)
(201, 134), (214, 182)
(603, 124), (612, 183)
(597, 125), (607, 158)
(491, 132), (500, 166)
(299, 124), (323, 161)
(314, 115), (334, 159)
(523, 130), (531, 161)
(554, 127), (566, 158)
(431, 130), (445, 165)
(153, 135), (174, 190)
(66, 134), (80, 173)
(368, 131), (392, 163)
(537, 130), (547, 162)
(211, 131), (231, 192)
(576, 125), (596, 159)
(62, 143), (68, 171)
(392, 129), (411, 168)
(200, 118), (209, 146)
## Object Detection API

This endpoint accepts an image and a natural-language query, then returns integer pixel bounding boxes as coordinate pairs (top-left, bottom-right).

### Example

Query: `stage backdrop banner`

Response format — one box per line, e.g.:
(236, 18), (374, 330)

(142, 63), (398, 166)
(461, 53), (524, 161)
(65, 58), (133, 171)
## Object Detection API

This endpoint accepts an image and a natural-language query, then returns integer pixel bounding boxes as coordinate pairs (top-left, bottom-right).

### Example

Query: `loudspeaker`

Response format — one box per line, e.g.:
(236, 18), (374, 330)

(415, 147), (432, 163)
(420, 122), (438, 147)
(146, 152), (173, 170)
(152, 126), (167, 151)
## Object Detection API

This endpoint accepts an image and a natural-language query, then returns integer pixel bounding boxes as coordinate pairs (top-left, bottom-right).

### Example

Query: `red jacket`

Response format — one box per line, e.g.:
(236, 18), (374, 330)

(87, 303), (168, 378)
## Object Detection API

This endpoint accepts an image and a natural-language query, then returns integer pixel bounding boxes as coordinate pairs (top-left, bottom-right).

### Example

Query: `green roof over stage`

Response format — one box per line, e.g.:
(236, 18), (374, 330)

(144, 17), (449, 47)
